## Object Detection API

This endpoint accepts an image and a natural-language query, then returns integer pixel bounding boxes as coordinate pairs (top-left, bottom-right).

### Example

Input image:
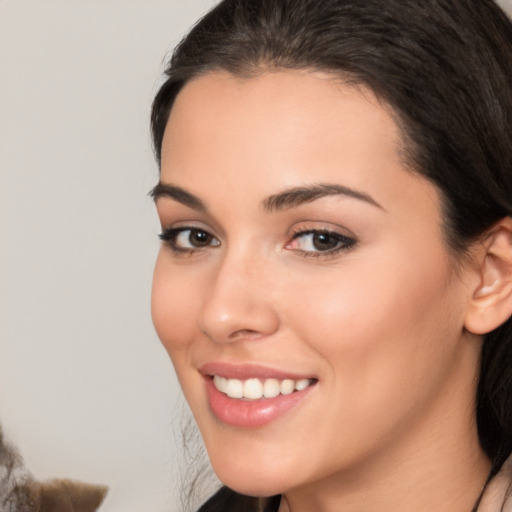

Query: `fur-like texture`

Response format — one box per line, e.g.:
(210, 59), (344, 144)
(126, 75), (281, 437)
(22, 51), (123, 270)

(0, 427), (107, 512)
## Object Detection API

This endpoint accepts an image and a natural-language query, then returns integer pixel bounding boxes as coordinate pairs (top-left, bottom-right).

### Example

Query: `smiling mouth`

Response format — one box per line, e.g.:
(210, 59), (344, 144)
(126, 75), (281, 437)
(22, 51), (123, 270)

(212, 375), (317, 400)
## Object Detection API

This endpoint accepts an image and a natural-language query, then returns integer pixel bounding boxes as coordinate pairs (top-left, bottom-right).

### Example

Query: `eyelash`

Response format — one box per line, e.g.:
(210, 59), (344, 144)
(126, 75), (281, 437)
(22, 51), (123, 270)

(159, 227), (220, 255)
(287, 228), (357, 259)
(158, 226), (357, 258)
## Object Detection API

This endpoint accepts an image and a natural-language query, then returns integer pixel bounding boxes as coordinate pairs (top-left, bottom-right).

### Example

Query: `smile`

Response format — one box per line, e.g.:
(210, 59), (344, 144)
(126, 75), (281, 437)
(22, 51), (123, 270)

(201, 365), (318, 427)
(213, 375), (315, 400)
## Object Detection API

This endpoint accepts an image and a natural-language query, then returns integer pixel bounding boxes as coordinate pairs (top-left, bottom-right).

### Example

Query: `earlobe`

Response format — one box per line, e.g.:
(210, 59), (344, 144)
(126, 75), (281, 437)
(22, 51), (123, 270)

(464, 217), (512, 335)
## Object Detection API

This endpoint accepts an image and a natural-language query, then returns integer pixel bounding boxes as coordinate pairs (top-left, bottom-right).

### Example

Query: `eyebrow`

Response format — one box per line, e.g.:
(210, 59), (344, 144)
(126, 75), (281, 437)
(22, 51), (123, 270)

(263, 183), (384, 212)
(149, 182), (207, 213)
(150, 181), (383, 213)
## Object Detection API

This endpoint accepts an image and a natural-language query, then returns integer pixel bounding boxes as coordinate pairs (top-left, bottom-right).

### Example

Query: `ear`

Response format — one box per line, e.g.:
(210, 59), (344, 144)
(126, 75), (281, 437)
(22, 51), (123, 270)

(464, 217), (512, 335)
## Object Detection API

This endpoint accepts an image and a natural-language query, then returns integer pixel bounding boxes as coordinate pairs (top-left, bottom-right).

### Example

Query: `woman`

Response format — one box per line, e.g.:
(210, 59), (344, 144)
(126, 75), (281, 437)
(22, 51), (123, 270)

(149, 0), (512, 510)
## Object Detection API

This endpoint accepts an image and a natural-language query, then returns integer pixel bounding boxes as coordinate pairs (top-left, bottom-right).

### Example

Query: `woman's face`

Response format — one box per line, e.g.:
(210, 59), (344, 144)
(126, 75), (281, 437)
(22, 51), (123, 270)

(152, 71), (481, 497)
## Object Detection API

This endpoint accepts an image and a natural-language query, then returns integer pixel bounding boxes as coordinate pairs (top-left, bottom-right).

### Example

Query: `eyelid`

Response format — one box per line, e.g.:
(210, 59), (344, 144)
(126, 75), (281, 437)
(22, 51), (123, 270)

(157, 220), (357, 259)
(155, 205), (225, 239)
(159, 224), (220, 254)
(285, 224), (357, 258)
(287, 221), (356, 242)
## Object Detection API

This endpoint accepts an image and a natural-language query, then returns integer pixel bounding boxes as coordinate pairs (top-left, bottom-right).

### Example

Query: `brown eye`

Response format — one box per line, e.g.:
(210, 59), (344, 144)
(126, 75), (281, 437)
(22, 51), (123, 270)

(287, 229), (356, 256)
(159, 227), (220, 251)
(311, 232), (341, 251)
(188, 229), (214, 247)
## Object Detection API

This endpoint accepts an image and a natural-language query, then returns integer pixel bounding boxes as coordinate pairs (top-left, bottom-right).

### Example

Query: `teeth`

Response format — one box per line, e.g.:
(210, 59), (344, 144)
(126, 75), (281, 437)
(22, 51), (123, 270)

(263, 378), (280, 398)
(213, 375), (228, 394)
(225, 378), (243, 398)
(243, 378), (263, 400)
(213, 376), (313, 400)
(280, 379), (295, 395)
(295, 378), (310, 391)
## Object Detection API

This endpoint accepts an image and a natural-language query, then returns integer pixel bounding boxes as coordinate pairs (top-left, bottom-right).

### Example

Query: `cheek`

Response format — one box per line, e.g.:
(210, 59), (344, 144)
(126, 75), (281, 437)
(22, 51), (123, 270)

(269, 250), (467, 474)
(286, 244), (465, 410)
(151, 252), (199, 359)
(152, 254), (208, 416)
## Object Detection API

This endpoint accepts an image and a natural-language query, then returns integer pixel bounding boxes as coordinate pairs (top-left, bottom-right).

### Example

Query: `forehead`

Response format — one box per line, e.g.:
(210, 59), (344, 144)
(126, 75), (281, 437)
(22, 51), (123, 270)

(160, 70), (439, 224)
(163, 70), (401, 150)
(163, 71), (401, 174)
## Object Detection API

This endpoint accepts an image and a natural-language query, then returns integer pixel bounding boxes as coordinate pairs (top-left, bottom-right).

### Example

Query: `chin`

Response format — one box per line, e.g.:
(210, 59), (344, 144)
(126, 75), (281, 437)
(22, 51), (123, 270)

(214, 470), (286, 498)
(206, 444), (301, 498)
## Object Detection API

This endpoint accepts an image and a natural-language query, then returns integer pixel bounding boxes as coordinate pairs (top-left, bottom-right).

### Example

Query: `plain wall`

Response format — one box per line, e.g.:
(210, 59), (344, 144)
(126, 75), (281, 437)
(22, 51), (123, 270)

(0, 1), (218, 511)
(1, 1), (511, 512)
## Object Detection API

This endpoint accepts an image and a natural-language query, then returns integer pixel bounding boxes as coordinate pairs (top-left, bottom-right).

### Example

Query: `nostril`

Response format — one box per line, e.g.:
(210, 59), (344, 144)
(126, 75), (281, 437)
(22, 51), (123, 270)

(227, 329), (263, 342)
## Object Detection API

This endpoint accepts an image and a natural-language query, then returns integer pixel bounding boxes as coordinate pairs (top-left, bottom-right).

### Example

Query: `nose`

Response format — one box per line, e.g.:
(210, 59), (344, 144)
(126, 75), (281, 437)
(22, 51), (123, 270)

(198, 251), (280, 344)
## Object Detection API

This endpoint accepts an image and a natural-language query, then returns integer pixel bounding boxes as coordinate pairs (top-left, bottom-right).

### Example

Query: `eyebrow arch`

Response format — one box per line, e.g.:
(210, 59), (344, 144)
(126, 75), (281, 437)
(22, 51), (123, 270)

(263, 183), (384, 212)
(149, 182), (207, 213)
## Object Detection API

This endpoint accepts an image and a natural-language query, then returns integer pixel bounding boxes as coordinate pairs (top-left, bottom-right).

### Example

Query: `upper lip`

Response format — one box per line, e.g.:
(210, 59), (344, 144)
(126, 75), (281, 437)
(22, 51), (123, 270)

(199, 362), (316, 381)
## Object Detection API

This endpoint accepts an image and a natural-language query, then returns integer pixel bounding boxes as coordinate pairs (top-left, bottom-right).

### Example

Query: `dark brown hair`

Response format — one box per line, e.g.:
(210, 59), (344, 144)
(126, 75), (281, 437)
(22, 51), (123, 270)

(151, 0), (512, 509)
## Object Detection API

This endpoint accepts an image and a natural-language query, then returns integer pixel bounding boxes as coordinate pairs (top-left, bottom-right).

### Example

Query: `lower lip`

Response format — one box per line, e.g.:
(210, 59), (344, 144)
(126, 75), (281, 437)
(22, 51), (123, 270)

(205, 377), (315, 428)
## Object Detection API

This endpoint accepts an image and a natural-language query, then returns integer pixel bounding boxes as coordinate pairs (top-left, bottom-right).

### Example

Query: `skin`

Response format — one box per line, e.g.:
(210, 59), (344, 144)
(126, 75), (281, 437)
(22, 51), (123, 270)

(152, 70), (491, 512)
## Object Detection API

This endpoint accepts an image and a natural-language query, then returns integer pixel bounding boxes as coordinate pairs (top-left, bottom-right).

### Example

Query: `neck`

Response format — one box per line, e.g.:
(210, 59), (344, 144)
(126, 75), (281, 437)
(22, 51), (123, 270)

(279, 440), (490, 512)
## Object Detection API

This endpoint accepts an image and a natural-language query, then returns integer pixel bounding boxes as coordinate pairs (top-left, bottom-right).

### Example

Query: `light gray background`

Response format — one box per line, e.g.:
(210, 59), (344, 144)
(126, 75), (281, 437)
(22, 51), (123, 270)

(1, 1), (511, 512)
(0, 1), (218, 511)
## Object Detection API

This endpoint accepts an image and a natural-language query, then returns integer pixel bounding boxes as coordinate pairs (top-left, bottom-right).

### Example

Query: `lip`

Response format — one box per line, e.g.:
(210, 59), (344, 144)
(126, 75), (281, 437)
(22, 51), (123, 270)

(200, 362), (317, 428)
(199, 362), (315, 381)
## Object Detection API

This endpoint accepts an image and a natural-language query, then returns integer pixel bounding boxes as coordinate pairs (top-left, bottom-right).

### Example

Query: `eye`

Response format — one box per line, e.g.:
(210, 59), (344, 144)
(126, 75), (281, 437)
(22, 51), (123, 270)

(159, 227), (220, 253)
(286, 229), (356, 256)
